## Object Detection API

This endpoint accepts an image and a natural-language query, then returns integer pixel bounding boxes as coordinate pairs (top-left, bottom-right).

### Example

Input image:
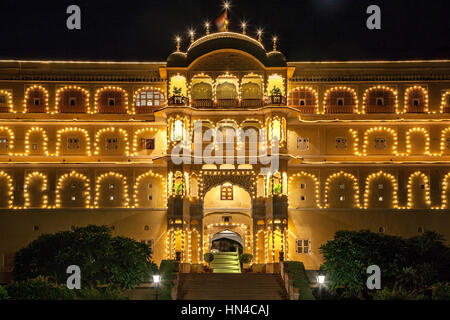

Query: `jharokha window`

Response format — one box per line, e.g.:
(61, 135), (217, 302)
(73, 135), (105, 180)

(26, 87), (48, 113)
(220, 184), (233, 200)
(135, 90), (164, 113)
(0, 94), (9, 113)
(97, 89), (127, 114)
(325, 89), (357, 114)
(58, 88), (88, 113)
(365, 88), (397, 113)
(406, 87), (427, 113)
(288, 88), (317, 114)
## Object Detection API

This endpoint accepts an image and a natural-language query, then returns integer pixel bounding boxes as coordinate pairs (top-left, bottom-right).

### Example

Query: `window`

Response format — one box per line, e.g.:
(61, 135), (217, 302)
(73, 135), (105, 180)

(109, 184), (115, 190)
(140, 138), (155, 150)
(106, 137), (118, 150)
(0, 95), (5, 104)
(0, 137), (9, 148)
(299, 99), (306, 106)
(378, 227), (385, 233)
(300, 183), (306, 189)
(420, 184), (425, 190)
(148, 195), (153, 200)
(220, 184), (233, 200)
(412, 98), (420, 107)
(296, 239), (310, 254)
(148, 183), (152, 188)
(67, 137), (80, 149)
(136, 91), (164, 107)
(70, 98), (76, 106)
(418, 227), (424, 233)
(297, 137), (309, 150)
(374, 137), (386, 150)
(301, 196), (306, 201)
(378, 184), (384, 190)
(222, 216), (231, 223)
(337, 98), (344, 106)
(339, 184), (345, 190)
(335, 137), (348, 150)
(71, 196), (76, 201)
(109, 195), (115, 201)
(32, 143), (38, 151)
(378, 196), (384, 202)
(339, 195), (345, 201)
(173, 120), (183, 141)
(376, 97), (384, 106)
(34, 98), (40, 106)
(108, 98), (115, 106)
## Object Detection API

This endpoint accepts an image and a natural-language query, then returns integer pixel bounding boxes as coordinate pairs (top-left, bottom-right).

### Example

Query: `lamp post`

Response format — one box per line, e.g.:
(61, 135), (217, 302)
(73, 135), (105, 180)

(153, 273), (161, 300)
(316, 273), (325, 300)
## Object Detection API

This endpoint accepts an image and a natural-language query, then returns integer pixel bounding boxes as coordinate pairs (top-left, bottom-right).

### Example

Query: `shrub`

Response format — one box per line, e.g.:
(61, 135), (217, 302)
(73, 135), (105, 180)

(6, 276), (77, 300)
(372, 284), (429, 300)
(432, 282), (450, 300)
(14, 225), (156, 289)
(285, 261), (315, 300)
(76, 286), (127, 300)
(0, 285), (9, 300)
(158, 260), (177, 300)
(239, 253), (253, 264)
(204, 253), (214, 266)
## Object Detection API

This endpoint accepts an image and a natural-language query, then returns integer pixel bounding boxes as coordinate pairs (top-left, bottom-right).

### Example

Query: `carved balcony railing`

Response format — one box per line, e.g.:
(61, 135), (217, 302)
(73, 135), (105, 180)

(98, 105), (127, 114)
(26, 105), (46, 113)
(292, 105), (317, 114)
(216, 99), (239, 108)
(192, 99), (214, 108)
(168, 96), (189, 106)
(241, 99), (264, 108)
(325, 105), (356, 114)
(267, 95), (286, 106)
(406, 105), (426, 113)
(366, 105), (396, 113)
(59, 105), (88, 113)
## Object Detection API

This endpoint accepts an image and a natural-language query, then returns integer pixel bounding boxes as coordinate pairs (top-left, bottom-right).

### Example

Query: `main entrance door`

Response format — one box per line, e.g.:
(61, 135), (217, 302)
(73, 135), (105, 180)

(211, 230), (244, 254)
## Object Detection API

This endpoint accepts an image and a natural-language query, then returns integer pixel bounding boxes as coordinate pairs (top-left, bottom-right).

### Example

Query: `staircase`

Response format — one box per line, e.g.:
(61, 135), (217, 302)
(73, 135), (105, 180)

(177, 273), (288, 300)
(211, 252), (240, 273)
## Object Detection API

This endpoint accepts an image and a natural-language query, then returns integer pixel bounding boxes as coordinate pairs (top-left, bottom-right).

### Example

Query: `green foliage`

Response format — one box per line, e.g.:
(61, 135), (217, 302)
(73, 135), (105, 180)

(172, 87), (182, 96)
(320, 230), (450, 299)
(14, 225), (156, 289)
(270, 86), (281, 96)
(372, 284), (427, 300)
(76, 286), (127, 300)
(285, 261), (315, 300)
(432, 282), (450, 300)
(273, 183), (282, 195)
(239, 253), (253, 264)
(174, 182), (183, 195)
(204, 253), (214, 265)
(7, 276), (77, 300)
(158, 260), (178, 300)
(0, 284), (9, 300)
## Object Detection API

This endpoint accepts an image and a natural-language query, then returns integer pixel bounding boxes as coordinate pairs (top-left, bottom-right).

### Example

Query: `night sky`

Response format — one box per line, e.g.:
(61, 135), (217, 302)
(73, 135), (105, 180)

(0, 0), (449, 62)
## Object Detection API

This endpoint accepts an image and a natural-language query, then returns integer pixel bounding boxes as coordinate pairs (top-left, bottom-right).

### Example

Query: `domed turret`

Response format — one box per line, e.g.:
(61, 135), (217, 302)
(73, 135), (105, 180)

(267, 51), (287, 68)
(167, 51), (187, 68)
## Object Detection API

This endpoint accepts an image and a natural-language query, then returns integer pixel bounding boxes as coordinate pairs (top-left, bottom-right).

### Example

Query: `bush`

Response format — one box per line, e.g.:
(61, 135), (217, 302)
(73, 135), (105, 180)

(432, 282), (450, 300)
(158, 260), (178, 300)
(76, 286), (127, 300)
(14, 225), (157, 289)
(285, 261), (315, 300)
(239, 253), (253, 264)
(7, 276), (77, 300)
(0, 285), (9, 300)
(372, 284), (429, 300)
(204, 253), (214, 265)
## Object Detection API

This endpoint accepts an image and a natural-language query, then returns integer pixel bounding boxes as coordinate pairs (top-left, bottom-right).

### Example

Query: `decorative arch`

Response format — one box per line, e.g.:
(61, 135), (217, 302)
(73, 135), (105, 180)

(439, 127), (450, 155)
(363, 86), (398, 114)
(324, 86), (358, 114)
(324, 171), (360, 208)
(132, 127), (164, 155)
(133, 86), (165, 114)
(24, 85), (49, 113)
(24, 127), (49, 156)
(94, 127), (129, 156)
(440, 91), (450, 113)
(405, 86), (429, 113)
(94, 86), (128, 114)
(0, 126), (14, 156)
(55, 86), (90, 113)
(94, 172), (129, 208)
(364, 171), (398, 209)
(406, 127), (430, 155)
(362, 127), (398, 156)
(0, 90), (14, 113)
(24, 172), (48, 208)
(134, 171), (167, 208)
(0, 171), (13, 208)
(55, 171), (91, 208)
(407, 171), (431, 209)
(288, 172), (320, 208)
(441, 172), (450, 209)
(288, 86), (318, 114)
(198, 170), (256, 199)
(55, 127), (91, 156)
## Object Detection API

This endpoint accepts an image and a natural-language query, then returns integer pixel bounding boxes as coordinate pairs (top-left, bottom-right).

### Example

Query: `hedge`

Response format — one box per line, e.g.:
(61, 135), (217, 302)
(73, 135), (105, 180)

(158, 260), (178, 300)
(284, 261), (315, 300)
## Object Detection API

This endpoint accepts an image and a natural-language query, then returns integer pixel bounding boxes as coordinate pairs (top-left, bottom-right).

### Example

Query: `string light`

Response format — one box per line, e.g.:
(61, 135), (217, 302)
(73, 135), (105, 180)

(94, 86), (129, 114)
(405, 86), (429, 113)
(323, 86), (359, 114)
(132, 86), (166, 114)
(0, 90), (14, 113)
(361, 127), (398, 156)
(288, 172), (321, 208)
(287, 86), (318, 113)
(407, 171), (431, 209)
(405, 127), (430, 155)
(94, 127), (130, 156)
(55, 127), (90, 156)
(440, 90), (450, 114)
(94, 172), (129, 208)
(133, 171), (167, 208)
(55, 171), (91, 208)
(441, 172), (450, 209)
(362, 85), (398, 114)
(324, 171), (360, 208)
(0, 171), (14, 208)
(23, 85), (49, 113)
(0, 126), (15, 156)
(55, 86), (90, 114)
(24, 172), (48, 209)
(24, 127), (49, 156)
(363, 171), (398, 209)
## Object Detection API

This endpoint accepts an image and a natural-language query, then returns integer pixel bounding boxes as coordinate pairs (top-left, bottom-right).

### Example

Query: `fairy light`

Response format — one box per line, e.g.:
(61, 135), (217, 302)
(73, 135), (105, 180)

(405, 86), (429, 113)
(132, 127), (163, 155)
(349, 129), (361, 156)
(363, 171), (398, 209)
(362, 85), (398, 114)
(0, 90), (14, 113)
(440, 91), (450, 113)
(132, 86), (166, 114)
(94, 172), (129, 208)
(94, 127), (129, 156)
(23, 85), (49, 113)
(439, 127), (450, 155)
(287, 86), (318, 113)
(55, 171), (91, 208)
(133, 171), (167, 208)
(24, 172), (48, 208)
(361, 127), (398, 156)
(288, 172), (321, 208)
(55, 85), (90, 114)
(405, 127), (431, 155)
(257, 29), (263, 42)
(0, 171), (13, 208)
(324, 171), (360, 208)
(407, 171), (431, 209)
(323, 86), (359, 114)
(94, 86), (129, 114)
(441, 172), (450, 209)
(55, 127), (91, 156)
(0, 126), (15, 156)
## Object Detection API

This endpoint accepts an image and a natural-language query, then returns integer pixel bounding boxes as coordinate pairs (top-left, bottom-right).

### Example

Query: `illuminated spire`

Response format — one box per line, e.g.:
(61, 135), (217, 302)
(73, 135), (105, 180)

(272, 36), (278, 51)
(205, 22), (210, 35)
(175, 36), (181, 52)
(257, 29), (263, 42)
(241, 21), (247, 35)
(189, 30), (195, 44)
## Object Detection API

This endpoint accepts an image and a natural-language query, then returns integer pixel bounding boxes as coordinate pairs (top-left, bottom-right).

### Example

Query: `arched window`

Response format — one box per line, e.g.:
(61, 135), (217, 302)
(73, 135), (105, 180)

(324, 87), (357, 114)
(288, 87), (318, 114)
(364, 171), (398, 209)
(364, 86), (397, 113)
(405, 86), (428, 113)
(56, 86), (89, 113)
(0, 90), (13, 113)
(95, 87), (128, 114)
(325, 171), (360, 208)
(25, 86), (49, 113)
(134, 88), (165, 113)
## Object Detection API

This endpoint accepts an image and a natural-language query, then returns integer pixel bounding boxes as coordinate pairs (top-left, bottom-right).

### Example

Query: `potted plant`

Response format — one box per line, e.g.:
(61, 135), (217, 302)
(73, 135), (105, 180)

(270, 86), (282, 104)
(172, 87), (183, 104)
(239, 253), (253, 273)
(174, 182), (183, 196)
(273, 183), (282, 195)
(203, 253), (214, 273)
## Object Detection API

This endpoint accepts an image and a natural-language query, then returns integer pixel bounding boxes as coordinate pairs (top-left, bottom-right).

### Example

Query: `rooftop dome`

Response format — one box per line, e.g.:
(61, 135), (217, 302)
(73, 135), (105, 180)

(166, 32), (287, 68)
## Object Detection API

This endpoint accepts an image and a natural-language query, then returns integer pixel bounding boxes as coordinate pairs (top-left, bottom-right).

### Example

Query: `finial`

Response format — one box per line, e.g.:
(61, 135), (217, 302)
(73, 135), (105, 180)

(241, 22), (247, 35)
(175, 36), (181, 52)
(205, 22), (210, 35)
(257, 29), (263, 42)
(272, 36), (278, 51)
(189, 30), (195, 44)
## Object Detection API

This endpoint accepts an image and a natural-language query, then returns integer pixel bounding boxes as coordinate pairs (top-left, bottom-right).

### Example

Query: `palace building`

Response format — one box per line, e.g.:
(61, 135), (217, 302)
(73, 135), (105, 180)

(0, 28), (450, 281)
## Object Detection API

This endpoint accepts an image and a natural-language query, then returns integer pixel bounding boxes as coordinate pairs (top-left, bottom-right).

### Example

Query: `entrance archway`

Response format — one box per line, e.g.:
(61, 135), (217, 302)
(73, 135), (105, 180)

(211, 230), (244, 254)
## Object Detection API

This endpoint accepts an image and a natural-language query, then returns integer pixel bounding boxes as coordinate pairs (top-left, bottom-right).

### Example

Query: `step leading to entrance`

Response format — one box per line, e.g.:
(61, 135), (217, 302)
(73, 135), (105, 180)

(210, 252), (240, 273)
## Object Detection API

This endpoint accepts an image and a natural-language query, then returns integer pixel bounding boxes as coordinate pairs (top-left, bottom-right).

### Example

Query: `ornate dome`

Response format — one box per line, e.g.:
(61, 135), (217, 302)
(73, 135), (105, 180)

(166, 32), (287, 68)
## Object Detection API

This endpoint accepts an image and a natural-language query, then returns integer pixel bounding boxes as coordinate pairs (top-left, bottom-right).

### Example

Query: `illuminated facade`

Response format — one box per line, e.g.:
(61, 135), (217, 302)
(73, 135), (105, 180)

(0, 30), (450, 281)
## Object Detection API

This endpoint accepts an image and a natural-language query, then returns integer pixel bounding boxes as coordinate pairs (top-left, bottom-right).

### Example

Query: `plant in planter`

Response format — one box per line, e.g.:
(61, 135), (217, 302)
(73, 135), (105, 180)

(174, 182), (183, 196)
(273, 183), (282, 195)
(270, 86), (282, 104)
(239, 253), (253, 273)
(172, 87), (183, 104)
(203, 253), (214, 273)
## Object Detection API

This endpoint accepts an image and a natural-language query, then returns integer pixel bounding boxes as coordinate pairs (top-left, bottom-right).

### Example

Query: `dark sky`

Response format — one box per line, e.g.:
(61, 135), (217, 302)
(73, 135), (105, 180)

(0, 0), (449, 61)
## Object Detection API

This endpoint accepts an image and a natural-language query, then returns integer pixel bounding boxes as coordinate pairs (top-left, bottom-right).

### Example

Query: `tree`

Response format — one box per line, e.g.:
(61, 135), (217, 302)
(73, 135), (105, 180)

(14, 225), (157, 289)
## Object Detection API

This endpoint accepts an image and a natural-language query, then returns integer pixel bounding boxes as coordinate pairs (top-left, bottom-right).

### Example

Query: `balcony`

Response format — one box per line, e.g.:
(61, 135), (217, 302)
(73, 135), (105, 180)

(325, 105), (355, 114)
(135, 106), (161, 114)
(98, 105), (127, 114)
(293, 105), (316, 114)
(192, 99), (214, 108)
(216, 99), (239, 108)
(366, 105), (395, 113)
(168, 96), (189, 106)
(26, 105), (46, 113)
(0, 106), (10, 113)
(406, 105), (426, 113)
(267, 95), (286, 106)
(241, 99), (264, 108)
(59, 105), (88, 113)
